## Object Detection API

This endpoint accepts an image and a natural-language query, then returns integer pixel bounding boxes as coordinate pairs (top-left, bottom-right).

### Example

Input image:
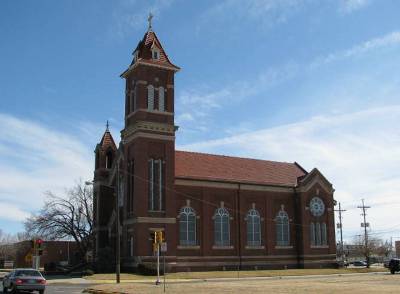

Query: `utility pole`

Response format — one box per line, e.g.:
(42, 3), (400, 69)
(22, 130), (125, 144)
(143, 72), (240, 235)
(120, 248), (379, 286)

(335, 202), (346, 265)
(357, 199), (371, 268)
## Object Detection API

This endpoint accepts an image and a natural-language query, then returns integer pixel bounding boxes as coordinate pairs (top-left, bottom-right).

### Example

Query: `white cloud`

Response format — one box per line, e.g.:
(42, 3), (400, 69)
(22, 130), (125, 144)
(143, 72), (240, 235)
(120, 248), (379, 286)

(310, 31), (400, 68)
(176, 62), (299, 132)
(0, 114), (94, 225)
(199, 0), (309, 30)
(0, 203), (30, 222)
(178, 105), (400, 241)
(339, 0), (371, 14)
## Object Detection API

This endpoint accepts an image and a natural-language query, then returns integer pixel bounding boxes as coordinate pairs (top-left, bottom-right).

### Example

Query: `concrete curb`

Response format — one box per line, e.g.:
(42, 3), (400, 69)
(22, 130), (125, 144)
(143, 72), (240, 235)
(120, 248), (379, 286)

(83, 289), (128, 294)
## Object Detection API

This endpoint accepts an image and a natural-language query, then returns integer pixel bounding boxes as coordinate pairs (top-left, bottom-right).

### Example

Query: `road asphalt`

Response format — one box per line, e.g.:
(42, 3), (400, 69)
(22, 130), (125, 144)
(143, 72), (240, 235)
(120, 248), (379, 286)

(0, 283), (91, 294)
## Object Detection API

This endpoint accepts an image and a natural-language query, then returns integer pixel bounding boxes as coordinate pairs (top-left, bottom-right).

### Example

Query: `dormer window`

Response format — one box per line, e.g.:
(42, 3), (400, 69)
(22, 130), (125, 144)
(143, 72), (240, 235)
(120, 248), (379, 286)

(152, 49), (160, 60)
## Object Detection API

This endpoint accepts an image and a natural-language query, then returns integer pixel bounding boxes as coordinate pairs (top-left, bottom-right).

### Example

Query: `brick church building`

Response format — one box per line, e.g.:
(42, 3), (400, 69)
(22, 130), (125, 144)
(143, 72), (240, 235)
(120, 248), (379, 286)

(93, 21), (337, 272)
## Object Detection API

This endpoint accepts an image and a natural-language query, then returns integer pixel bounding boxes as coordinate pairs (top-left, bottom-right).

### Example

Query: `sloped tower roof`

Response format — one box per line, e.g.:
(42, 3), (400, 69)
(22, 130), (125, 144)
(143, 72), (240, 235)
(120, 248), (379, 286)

(121, 18), (180, 77)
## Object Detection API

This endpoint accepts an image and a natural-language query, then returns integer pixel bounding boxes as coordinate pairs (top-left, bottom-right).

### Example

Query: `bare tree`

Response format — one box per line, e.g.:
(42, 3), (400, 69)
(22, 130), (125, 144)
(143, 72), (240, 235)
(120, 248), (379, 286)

(0, 229), (18, 261)
(352, 235), (380, 264)
(375, 240), (392, 258)
(25, 181), (93, 259)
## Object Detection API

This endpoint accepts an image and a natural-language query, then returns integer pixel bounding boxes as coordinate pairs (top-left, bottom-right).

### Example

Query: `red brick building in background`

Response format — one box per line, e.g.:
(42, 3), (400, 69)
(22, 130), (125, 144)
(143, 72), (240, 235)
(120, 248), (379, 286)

(13, 241), (78, 268)
(93, 22), (337, 272)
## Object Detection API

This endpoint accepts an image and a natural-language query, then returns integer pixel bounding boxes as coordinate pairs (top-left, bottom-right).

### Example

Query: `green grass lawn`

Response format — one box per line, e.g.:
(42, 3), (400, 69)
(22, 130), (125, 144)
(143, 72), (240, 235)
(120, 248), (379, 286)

(85, 267), (387, 281)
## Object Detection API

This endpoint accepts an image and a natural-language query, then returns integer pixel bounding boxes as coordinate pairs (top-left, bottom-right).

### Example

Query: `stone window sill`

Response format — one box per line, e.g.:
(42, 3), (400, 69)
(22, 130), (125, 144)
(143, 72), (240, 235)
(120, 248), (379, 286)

(245, 245), (265, 250)
(177, 245), (200, 250)
(275, 245), (293, 249)
(212, 245), (234, 250)
(311, 245), (329, 249)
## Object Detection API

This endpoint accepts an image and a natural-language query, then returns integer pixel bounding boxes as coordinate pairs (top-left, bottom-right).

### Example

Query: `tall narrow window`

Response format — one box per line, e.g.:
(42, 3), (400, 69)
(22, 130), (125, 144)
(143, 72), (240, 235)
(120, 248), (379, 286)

(316, 222), (321, 246)
(179, 206), (196, 246)
(128, 160), (134, 212)
(128, 236), (134, 257)
(105, 150), (113, 169)
(321, 223), (327, 245)
(310, 222), (328, 246)
(158, 86), (165, 111)
(148, 158), (164, 211)
(246, 209), (261, 246)
(147, 85), (154, 110)
(214, 207), (230, 246)
(310, 222), (315, 246)
(276, 210), (289, 246)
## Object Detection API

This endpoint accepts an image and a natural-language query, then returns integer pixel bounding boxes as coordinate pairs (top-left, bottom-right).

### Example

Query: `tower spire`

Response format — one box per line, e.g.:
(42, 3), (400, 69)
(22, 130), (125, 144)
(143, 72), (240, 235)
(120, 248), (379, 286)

(106, 120), (110, 131)
(147, 12), (153, 31)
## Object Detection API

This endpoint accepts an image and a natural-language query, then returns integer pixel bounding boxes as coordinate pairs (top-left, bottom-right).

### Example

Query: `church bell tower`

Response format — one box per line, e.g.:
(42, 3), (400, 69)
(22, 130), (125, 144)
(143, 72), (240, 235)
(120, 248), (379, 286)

(120, 15), (180, 261)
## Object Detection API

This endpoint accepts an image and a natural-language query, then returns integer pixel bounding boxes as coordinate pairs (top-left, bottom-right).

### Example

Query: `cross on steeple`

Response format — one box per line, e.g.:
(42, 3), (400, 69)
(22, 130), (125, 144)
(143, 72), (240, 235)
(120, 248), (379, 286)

(148, 12), (153, 30)
(106, 120), (110, 131)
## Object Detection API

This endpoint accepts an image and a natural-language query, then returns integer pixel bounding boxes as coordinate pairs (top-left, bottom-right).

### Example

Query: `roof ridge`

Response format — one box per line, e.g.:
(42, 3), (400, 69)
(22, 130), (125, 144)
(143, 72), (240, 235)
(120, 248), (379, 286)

(175, 150), (296, 166)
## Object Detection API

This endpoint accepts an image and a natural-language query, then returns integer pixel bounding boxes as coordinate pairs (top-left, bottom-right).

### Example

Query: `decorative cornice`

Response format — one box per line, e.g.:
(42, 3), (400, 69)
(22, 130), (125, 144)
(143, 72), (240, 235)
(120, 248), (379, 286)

(174, 178), (294, 193)
(126, 109), (174, 120)
(122, 131), (175, 144)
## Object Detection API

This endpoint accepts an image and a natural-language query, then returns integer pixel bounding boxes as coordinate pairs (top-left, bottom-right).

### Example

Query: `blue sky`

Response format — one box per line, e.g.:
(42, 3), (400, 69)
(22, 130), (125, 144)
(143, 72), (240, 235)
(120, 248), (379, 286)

(1, 0), (400, 242)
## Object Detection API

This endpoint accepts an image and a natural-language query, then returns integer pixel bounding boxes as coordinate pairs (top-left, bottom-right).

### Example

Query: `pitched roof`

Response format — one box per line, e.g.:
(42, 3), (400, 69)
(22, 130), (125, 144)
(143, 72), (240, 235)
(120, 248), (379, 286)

(175, 151), (307, 187)
(99, 129), (117, 151)
(121, 29), (180, 77)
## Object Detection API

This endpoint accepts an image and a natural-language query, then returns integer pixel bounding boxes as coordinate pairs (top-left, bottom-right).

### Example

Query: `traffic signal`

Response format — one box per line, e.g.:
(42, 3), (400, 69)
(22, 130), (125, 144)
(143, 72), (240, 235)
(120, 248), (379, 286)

(155, 231), (164, 243)
(36, 239), (44, 249)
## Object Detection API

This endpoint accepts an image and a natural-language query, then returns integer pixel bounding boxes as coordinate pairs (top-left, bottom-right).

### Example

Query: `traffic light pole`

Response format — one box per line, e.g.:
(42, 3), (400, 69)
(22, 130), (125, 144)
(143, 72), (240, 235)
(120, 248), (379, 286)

(156, 243), (160, 285)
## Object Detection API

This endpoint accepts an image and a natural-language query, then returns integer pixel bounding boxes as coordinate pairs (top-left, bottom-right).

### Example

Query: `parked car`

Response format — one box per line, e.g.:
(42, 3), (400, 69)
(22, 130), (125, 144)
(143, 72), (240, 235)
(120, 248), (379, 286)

(353, 260), (367, 267)
(388, 258), (400, 274)
(2, 268), (46, 293)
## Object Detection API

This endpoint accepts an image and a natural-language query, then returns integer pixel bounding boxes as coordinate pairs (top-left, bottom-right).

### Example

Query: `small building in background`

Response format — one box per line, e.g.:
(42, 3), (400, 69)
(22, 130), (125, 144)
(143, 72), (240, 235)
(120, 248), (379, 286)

(395, 241), (400, 258)
(13, 240), (79, 269)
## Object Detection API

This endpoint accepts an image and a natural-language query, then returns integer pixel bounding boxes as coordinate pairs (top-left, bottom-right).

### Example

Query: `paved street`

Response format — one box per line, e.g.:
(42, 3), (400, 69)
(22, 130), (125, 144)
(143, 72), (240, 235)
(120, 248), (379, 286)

(0, 284), (88, 294)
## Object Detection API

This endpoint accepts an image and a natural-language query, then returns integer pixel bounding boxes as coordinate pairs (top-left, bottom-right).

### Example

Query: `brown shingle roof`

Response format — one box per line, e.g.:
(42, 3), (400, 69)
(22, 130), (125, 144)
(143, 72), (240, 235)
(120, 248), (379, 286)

(99, 130), (117, 151)
(133, 30), (180, 70)
(175, 151), (307, 187)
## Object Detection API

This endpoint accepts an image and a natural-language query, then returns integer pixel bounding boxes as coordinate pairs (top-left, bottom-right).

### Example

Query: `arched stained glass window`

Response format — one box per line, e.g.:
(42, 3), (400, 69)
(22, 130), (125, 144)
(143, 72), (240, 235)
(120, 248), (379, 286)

(310, 222), (328, 246)
(214, 207), (230, 246)
(246, 209), (261, 246)
(179, 206), (196, 246)
(276, 210), (289, 246)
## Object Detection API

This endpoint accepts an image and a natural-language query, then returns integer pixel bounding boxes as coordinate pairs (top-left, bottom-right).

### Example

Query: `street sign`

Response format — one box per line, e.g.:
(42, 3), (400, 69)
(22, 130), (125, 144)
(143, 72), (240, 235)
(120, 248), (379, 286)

(160, 242), (167, 253)
(25, 253), (32, 263)
(361, 222), (370, 227)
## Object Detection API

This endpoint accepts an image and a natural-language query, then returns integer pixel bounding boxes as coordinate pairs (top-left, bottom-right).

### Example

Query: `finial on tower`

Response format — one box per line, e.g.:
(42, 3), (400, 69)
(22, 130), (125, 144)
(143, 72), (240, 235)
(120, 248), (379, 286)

(106, 120), (110, 131)
(147, 12), (154, 31)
